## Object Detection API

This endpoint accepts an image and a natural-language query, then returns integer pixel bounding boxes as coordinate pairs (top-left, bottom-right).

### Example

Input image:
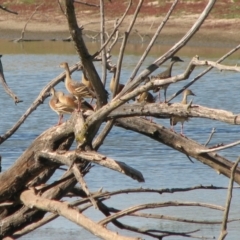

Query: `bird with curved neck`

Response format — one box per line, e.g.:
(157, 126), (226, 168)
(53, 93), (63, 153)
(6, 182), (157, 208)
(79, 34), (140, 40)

(49, 88), (77, 125)
(60, 62), (95, 111)
(152, 56), (184, 102)
(109, 66), (124, 96)
(170, 89), (195, 136)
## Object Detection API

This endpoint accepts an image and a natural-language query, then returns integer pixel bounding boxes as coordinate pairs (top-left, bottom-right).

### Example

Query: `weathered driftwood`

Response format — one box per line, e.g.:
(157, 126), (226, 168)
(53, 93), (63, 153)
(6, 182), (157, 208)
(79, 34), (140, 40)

(1, 166), (83, 238)
(0, 119), (74, 203)
(37, 149), (145, 182)
(20, 189), (139, 240)
(108, 102), (240, 125)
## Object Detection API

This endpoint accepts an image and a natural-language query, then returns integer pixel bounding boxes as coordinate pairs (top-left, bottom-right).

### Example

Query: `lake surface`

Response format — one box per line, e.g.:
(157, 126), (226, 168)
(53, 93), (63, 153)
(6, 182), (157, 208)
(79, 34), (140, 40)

(0, 39), (240, 240)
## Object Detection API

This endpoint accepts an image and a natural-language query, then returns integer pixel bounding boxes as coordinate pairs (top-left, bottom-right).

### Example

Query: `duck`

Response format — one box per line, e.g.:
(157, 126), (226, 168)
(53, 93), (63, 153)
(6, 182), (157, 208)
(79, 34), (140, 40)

(109, 66), (124, 96)
(81, 67), (93, 90)
(49, 88), (77, 125)
(60, 62), (95, 111)
(137, 91), (156, 122)
(170, 89), (195, 136)
(137, 91), (156, 104)
(152, 56), (184, 102)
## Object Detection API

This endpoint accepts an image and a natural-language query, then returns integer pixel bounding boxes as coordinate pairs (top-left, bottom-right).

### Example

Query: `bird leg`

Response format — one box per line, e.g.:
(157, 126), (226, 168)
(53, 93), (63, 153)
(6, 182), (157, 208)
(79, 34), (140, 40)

(158, 90), (161, 103)
(180, 123), (185, 137)
(164, 87), (167, 103)
(77, 99), (82, 112)
(57, 114), (63, 125)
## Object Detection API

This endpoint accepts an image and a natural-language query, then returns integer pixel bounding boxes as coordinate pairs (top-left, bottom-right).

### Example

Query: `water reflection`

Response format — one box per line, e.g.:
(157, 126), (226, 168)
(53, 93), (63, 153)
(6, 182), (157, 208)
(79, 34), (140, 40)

(0, 39), (239, 60)
(0, 40), (240, 240)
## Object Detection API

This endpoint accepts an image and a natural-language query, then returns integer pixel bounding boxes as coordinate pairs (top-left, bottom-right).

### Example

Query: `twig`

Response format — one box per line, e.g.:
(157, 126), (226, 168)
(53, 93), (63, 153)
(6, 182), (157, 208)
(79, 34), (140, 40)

(92, 0), (132, 58)
(98, 201), (225, 226)
(15, 4), (43, 42)
(107, 19), (119, 54)
(194, 59), (240, 72)
(74, 0), (100, 7)
(72, 163), (99, 209)
(218, 157), (240, 240)
(199, 139), (240, 153)
(0, 55), (22, 104)
(97, 201), (203, 239)
(126, 0), (178, 86)
(133, 29), (150, 43)
(113, 0), (144, 98)
(93, 120), (114, 150)
(205, 128), (216, 146)
(58, 0), (66, 15)
(84, 32), (100, 41)
(0, 5), (18, 15)
(100, 0), (107, 86)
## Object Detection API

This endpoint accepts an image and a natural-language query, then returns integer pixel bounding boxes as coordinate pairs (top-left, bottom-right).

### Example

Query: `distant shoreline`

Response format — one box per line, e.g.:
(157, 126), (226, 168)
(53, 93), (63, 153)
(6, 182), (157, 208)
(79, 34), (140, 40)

(0, 13), (239, 48)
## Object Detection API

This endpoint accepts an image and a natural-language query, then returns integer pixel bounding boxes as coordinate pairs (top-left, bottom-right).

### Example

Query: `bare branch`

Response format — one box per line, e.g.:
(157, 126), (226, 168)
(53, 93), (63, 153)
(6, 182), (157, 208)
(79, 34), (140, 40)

(194, 59), (240, 72)
(20, 190), (139, 240)
(15, 4), (43, 42)
(0, 55), (22, 104)
(199, 139), (240, 153)
(205, 128), (216, 146)
(218, 157), (240, 240)
(112, 0), (144, 98)
(74, 0), (100, 7)
(108, 102), (240, 126)
(99, 201), (225, 226)
(127, 0), (179, 84)
(93, 120), (114, 150)
(72, 163), (99, 209)
(100, 0), (107, 86)
(92, 0), (132, 58)
(0, 5), (18, 14)
(37, 149), (145, 182)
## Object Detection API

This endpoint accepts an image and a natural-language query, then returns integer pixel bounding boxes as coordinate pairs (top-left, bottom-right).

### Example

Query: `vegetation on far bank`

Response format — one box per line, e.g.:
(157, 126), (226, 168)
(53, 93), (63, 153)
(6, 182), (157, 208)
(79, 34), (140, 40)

(1, 0), (240, 19)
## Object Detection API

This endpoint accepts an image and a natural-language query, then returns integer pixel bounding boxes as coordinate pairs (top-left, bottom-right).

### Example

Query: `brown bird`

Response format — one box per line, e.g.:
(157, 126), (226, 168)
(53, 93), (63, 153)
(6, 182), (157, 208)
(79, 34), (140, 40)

(170, 89), (195, 136)
(49, 88), (77, 125)
(152, 56), (184, 102)
(137, 91), (156, 104)
(109, 66), (124, 95)
(60, 62), (95, 111)
(81, 67), (93, 90)
(137, 91), (156, 122)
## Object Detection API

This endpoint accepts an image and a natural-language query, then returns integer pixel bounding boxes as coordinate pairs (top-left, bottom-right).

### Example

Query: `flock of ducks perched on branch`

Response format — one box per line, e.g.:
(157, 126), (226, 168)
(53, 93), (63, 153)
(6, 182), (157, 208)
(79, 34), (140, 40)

(49, 56), (195, 135)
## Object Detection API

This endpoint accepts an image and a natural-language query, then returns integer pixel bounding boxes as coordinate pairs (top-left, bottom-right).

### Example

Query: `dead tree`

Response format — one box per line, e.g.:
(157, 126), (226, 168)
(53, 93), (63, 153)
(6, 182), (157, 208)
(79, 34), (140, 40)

(1, 0), (240, 239)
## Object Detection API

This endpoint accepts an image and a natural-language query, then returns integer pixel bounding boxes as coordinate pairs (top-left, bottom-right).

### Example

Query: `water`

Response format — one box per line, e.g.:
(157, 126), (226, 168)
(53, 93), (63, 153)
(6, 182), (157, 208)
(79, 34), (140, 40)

(0, 40), (240, 240)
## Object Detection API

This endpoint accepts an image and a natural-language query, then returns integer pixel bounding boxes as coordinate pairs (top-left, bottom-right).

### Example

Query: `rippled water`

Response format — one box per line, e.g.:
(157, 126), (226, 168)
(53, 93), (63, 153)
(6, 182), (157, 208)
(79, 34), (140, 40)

(0, 40), (240, 240)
